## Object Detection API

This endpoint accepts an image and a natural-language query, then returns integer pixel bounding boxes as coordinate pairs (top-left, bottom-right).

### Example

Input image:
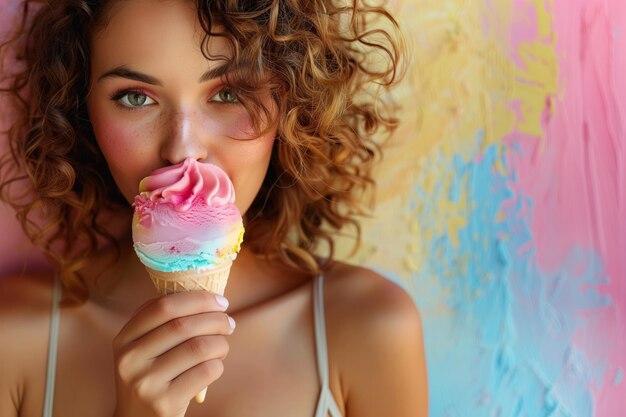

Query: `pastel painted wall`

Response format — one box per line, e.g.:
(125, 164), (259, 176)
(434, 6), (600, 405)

(1, 1), (624, 416)
(340, 0), (625, 416)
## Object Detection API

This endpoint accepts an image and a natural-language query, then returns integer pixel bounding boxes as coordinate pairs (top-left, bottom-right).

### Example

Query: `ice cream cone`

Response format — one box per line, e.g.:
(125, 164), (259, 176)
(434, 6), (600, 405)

(145, 260), (232, 404)
(145, 260), (232, 296)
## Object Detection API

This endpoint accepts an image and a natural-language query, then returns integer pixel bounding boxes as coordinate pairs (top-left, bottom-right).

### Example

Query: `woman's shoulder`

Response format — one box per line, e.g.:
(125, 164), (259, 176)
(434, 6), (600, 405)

(0, 271), (57, 347)
(323, 261), (422, 332)
(322, 261), (424, 359)
(322, 262), (429, 416)
(0, 270), (56, 310)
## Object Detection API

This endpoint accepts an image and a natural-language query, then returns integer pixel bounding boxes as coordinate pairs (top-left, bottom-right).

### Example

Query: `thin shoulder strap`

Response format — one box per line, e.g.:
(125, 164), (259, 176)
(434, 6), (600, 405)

(312, 274), (343, 417)
(43, 275), (62, 417)
(313, 274), (330, 390)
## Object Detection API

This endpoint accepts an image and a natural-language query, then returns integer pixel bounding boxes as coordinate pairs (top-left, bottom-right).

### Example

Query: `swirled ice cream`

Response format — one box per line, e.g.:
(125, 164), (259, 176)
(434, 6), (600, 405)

(132, 158), (244, 273)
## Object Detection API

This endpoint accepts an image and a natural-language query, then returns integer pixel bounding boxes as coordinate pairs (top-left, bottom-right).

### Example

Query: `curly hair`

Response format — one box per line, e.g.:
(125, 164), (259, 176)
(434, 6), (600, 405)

(0, 0), (405, 303)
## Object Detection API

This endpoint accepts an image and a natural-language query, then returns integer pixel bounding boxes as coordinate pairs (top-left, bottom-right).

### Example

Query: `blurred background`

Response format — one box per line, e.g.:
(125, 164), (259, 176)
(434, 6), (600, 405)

(1, 0), (624, 416)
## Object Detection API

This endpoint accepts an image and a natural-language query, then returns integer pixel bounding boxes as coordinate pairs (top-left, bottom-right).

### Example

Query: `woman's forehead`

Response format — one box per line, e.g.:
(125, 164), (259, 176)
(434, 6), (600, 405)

(90, 0), (232, 79)
(93, 0), (199, 43)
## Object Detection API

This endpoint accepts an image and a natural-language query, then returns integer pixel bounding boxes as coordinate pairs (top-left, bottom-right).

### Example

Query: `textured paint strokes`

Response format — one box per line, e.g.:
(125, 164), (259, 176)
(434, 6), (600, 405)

(409, 141), (606, 416)
(343, 0), (618, 416)
(507, 0), (626, 415)
(361, 0), (598, 415)
(401, 2), (610, 411)
(508, 0), (559, 138)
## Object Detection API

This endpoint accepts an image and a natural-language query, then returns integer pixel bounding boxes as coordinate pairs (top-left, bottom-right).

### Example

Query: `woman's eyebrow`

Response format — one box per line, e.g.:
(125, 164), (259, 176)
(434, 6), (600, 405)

(97, 63), (233, 85)
(198, 61), (233, 82)
(98, 66), (161, 85)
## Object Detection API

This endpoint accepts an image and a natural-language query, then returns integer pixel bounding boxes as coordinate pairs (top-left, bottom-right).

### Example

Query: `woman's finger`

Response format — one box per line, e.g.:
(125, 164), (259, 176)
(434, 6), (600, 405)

(167, 359), (226, 402)
(114, 291), (229, 347)
(150, 334), (230, 384)
(131, 312), (235, 360)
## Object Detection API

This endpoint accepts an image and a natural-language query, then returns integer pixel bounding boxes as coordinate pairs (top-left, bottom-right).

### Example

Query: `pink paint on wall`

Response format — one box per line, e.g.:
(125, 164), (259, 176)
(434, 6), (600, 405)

(509, 0), (541, 69)
(507, 0), (625, 414)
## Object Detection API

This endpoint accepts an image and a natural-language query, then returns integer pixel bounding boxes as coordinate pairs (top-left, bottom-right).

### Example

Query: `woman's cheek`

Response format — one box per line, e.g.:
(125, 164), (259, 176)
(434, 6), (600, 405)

(216, 108), (256, 139)
(92, 117), (155, 201)
(228, 131), (276, 215)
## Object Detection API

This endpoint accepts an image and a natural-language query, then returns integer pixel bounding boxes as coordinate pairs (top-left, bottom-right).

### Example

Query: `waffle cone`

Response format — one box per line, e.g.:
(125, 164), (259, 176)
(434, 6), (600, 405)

(145, 260), (232, 296)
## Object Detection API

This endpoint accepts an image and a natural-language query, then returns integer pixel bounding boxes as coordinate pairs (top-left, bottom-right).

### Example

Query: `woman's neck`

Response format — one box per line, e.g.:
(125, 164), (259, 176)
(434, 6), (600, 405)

(80, 239), (157, 314)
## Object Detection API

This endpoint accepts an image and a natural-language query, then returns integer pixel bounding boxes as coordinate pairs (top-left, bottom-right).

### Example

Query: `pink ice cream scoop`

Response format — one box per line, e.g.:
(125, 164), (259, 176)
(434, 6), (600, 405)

(132, 158), (244, 273)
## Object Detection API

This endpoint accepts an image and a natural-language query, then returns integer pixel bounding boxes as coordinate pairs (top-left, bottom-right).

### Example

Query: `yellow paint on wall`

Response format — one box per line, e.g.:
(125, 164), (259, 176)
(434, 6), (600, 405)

(512, 0), (558, 137)
(335, 0), (559, 284)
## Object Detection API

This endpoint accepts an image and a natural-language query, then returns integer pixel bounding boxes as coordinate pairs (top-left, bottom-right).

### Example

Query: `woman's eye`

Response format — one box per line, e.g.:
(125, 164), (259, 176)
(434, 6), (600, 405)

(115, 92), (156, 108)
(211, 89), (239, 104)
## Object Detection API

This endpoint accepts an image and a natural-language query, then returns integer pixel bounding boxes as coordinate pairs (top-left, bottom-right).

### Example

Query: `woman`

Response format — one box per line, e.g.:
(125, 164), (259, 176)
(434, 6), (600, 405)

(0, 0), (428, 416)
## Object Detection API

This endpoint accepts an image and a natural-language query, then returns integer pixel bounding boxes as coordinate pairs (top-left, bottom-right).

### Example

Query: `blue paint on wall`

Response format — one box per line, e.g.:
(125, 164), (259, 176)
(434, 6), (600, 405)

(407, 141), (608, 417)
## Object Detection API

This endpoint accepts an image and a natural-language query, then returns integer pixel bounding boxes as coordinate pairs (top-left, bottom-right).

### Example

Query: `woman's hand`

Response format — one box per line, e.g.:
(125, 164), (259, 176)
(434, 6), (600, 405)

(112, 291), (235, 417)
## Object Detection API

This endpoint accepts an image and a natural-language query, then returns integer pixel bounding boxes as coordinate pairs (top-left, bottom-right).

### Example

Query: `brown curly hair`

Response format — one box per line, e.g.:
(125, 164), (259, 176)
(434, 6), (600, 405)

(0, 0), (405, 303)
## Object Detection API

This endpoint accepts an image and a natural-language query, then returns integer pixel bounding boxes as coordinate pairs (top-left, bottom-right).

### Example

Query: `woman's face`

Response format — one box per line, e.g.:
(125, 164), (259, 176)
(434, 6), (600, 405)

(87, 0), (276, 215)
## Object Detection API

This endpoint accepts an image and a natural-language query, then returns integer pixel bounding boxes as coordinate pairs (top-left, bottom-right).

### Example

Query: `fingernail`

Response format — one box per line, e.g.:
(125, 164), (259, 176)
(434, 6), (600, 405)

(228, 316), (236, 329)
(215, 294), (229, 309)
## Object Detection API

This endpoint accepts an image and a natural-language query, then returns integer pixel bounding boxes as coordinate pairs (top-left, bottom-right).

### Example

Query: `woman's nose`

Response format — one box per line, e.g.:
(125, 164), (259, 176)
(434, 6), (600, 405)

(159, 108), (209, 164)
